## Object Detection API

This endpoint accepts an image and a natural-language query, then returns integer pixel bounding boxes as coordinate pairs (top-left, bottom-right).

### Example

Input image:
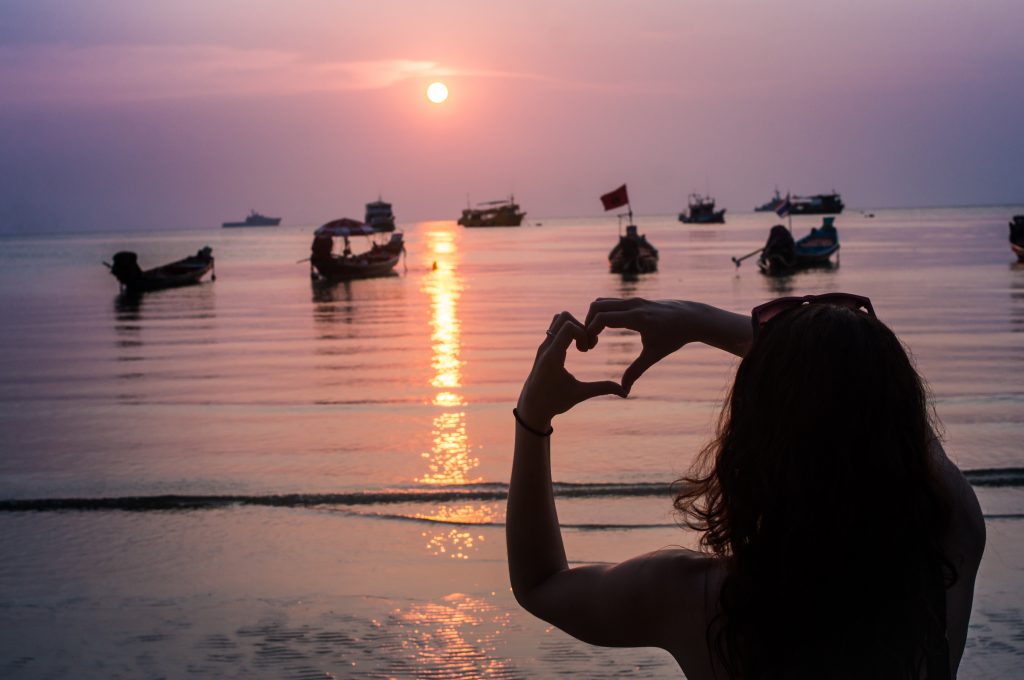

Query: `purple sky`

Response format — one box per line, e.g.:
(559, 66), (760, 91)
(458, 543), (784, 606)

(2, 0), (1023, 232)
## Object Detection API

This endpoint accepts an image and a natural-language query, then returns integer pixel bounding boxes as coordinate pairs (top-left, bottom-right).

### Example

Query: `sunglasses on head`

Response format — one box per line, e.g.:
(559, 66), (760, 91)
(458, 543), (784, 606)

(751, 293), (875, 338)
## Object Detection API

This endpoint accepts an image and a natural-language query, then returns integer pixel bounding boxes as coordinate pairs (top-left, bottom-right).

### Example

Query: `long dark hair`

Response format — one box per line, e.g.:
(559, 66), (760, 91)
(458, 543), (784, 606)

(675, 304), (955, 679)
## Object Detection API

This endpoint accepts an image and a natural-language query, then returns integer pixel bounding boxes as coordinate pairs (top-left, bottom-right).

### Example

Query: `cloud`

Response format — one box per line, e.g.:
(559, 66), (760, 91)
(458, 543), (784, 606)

(0, 43), (679, 108)
(0, 44), (450, 106)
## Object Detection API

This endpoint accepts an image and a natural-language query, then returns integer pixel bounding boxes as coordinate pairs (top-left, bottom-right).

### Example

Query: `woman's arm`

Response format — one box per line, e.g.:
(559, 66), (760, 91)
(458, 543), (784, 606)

(584, 299), (752, 393)
(507, 311), (715, 659)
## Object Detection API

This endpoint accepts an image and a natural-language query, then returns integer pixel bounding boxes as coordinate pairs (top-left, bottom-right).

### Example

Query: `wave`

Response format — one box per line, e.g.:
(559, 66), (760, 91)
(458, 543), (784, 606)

(333, 507), (678, 530)
(0, 482), (668, 513)
(1, 468), (1021, 513)
(962, 467), (1024, 487)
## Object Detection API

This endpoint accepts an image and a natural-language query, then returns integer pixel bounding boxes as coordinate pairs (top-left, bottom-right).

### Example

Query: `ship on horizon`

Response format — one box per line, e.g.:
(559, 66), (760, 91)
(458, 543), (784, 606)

(458, 195), (526, 227)
(365, 198), (396, 232)
(222, 210), (282, 228)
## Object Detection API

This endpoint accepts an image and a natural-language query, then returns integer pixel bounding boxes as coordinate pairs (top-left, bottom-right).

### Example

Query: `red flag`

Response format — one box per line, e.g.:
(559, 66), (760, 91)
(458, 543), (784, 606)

(600, 184), (630, 211)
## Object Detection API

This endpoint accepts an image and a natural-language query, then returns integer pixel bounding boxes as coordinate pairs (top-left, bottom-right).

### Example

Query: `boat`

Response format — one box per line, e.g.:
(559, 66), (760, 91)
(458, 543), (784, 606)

(222, 210), (281, 228)
(309, 218), (405, 280)
(758, 217), (840, 275)
(755, 188), (784, 212)
(365, 198), (396, 232)
(609, 224), (659, 274)
(679, 193), (726, 224)
(788, 192), (844, 215)
(106, 247), (215, 292)
(458, 196), (525, 227)
(1011, 215), (1024, 262)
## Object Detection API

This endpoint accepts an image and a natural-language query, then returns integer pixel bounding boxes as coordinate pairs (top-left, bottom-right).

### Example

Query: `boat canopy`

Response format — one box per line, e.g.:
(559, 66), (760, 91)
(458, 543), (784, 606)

(316, 218), (375, 237)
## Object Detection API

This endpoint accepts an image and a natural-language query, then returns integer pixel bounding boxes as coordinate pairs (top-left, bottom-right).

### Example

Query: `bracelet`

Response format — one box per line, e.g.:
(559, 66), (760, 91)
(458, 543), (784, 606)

(513, 408), (553, 437)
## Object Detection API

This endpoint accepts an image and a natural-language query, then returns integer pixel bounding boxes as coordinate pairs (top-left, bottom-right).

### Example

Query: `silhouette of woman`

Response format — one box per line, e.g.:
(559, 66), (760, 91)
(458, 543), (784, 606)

(507, 295), (985, 679)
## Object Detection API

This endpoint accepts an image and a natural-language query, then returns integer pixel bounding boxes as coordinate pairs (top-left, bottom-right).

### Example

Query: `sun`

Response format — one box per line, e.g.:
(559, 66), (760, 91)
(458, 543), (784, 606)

(427, 82), (449, 104)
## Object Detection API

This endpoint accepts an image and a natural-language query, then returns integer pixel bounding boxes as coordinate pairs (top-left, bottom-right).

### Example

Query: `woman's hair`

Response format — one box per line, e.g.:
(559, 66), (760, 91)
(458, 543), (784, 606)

(675, 304), (955, 679)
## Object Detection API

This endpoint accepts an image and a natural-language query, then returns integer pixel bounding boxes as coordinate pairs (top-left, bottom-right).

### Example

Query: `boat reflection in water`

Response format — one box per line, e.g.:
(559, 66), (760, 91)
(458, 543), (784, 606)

(416, 225), (493, 560)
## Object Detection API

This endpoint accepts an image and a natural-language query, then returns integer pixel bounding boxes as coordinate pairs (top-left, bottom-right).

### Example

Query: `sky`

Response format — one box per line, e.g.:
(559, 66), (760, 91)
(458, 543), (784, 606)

(1, 0), (1023, 232)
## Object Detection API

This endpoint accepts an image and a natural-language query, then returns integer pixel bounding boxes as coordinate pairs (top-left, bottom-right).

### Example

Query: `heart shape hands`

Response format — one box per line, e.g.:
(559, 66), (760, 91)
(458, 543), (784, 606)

(584, 297), (691, 394)
(516, 300), (692, 432)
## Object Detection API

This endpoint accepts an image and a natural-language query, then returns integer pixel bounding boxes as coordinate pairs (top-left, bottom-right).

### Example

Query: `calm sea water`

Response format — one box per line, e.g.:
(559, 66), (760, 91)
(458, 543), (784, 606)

(1, 206), (1022, 677)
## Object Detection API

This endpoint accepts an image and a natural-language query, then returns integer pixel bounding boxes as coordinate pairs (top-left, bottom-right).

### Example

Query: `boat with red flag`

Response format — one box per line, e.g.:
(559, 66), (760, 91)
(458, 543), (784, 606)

(601, 184), (659, 275)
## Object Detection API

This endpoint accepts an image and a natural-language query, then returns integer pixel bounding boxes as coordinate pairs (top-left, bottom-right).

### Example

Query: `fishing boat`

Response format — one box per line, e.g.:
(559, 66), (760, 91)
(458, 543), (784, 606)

(105, 247), (215, 292)
(458, 196), (526, 227)
(679, 193), (726, 224)
(754, 188), (784, 212)
(309, 218), (405, 280)
(365, 198), (396, 232)
(789, 192), (844, 215)
(758, 217), (840, 275)
(609, 224), (659, 274)
(222, 210), (281, 228)
(1011, 215), (1024, 262)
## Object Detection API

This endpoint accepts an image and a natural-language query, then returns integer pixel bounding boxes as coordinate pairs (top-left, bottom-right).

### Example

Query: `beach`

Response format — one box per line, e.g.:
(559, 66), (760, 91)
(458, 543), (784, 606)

(1, 207), (1023, 677)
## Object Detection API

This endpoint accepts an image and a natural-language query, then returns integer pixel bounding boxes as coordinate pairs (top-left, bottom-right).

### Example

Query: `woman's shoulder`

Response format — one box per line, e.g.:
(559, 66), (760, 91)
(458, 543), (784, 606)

(638, 548), (726, 679)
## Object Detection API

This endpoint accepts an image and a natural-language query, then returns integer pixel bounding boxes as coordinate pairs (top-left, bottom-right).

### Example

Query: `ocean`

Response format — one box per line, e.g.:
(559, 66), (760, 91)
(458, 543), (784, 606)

(1, 206), (1022, 678)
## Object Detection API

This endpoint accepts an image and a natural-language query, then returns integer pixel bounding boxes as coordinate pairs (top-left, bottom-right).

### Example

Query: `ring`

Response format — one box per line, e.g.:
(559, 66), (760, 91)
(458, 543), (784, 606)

(545, 330), (555, 336)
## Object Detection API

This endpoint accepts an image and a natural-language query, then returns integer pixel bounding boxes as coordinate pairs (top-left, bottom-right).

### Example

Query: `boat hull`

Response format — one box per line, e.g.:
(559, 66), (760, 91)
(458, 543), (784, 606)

(758, 244), (839, 275)
(312, 254), (401, 280)
(609, 235), (658, 274)
(110, 249), (215, 292)
(458, 213), (525, 227)
(1012, 242), (1024, 263)
(368, 217), (396, 232)
(222, 217), (281, 227)
(310, 238), (404, 281)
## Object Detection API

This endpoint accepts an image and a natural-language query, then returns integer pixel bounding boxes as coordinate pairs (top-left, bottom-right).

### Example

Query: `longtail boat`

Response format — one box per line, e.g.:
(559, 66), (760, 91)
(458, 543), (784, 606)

(105, 247), (215, 292)
(609, 224), (659, 275)
(758, 218), (840, 276)
(309, 218), (405, 280)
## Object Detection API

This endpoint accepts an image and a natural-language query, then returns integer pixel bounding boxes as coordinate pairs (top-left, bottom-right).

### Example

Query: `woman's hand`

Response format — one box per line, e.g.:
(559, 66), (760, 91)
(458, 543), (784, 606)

(584, 298), (694, 394)
(584, 298), (751, 394)
(516, 311), (626, 431)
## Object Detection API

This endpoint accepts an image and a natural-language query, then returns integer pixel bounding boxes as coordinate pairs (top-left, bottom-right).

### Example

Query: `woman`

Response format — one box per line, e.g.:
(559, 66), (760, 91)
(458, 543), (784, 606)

(507, 295), (985, 679)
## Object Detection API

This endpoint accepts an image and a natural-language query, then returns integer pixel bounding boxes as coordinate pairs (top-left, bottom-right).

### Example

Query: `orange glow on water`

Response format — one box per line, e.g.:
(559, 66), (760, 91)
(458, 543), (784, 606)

(394, 594), (513, 675)
(418, 227), (479, 486)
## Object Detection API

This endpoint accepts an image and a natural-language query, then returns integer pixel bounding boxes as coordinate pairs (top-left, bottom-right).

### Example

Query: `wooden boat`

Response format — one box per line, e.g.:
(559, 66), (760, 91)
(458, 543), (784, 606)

(609, 224), (659, 274)
(758, 218), (840, 275)
(106, 247), (215, 292)
(1010, 215), (1024, 262)
(310, 218), (405, 280)
(458, 196), (525, 227)
(679, 193), (726, 224)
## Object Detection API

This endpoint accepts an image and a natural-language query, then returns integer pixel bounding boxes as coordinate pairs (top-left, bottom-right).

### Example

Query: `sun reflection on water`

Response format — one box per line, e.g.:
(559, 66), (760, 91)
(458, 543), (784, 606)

(418, 228), (480, 487)
(392, 594), (515, 678)
(416, 227), (490, 560)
